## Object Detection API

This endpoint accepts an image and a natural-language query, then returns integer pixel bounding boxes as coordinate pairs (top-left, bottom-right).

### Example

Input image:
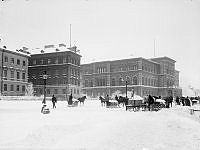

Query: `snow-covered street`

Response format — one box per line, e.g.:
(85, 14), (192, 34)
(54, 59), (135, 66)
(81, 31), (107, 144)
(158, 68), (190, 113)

(0, 100), (200, 150)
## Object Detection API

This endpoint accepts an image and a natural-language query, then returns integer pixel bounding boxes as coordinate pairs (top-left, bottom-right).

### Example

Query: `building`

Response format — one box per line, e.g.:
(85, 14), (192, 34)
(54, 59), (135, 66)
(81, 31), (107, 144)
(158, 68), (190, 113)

(28, 45), (81, 100)
(81, 57), (182, 98)
(0, 48), (29, 96)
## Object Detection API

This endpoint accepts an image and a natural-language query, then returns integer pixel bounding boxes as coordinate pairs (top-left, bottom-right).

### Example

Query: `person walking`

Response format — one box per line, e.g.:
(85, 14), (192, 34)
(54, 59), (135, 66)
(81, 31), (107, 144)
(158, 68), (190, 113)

(68, 93), (73, 105)
(52, 95), (57, 109)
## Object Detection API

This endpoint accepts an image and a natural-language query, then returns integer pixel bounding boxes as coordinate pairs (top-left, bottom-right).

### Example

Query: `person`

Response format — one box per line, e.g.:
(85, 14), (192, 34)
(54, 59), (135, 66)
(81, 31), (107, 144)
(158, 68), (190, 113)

(52, 95), (57, 109)
(115, 95), (118, 101)
(68, 93), (73, 105)
(105, 94), (109, 106)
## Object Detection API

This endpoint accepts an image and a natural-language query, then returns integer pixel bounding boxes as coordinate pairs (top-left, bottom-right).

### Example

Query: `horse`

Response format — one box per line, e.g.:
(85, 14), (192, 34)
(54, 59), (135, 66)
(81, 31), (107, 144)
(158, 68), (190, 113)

(147, 95), (155, 111)
(116, 96), (128, 107)
(78, 96), (87, 105)
(99, 96), (107, 106)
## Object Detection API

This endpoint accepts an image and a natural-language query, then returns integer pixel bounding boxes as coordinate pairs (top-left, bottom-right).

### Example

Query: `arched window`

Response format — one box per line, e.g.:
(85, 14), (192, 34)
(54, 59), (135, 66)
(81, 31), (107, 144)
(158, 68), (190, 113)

(119, 77), (123, 86)
(142, 77), (144, 85)
(126, 76), (131, 85)
(111, 78), (115, 86)
(132, 76), (138, 85)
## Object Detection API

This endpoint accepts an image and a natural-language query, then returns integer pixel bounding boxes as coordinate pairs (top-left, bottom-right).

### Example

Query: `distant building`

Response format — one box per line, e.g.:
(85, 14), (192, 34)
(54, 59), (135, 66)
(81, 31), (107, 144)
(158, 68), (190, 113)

(81, 57), (182, 98)
(28, 45), (81, 100)
(0, 48), (29, 96)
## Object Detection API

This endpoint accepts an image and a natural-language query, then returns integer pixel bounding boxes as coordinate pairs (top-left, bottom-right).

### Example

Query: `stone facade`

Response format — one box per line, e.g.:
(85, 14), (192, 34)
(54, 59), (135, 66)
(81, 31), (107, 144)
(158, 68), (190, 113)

(28, 49), (81, 100)
(0, 48), (29, 96)
(81, 57), (182, 98)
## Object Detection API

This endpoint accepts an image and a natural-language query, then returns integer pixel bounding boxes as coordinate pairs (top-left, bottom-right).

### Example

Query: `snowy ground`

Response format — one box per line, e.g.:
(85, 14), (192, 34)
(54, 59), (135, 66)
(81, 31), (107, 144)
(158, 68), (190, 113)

(0, 99), (200, 150)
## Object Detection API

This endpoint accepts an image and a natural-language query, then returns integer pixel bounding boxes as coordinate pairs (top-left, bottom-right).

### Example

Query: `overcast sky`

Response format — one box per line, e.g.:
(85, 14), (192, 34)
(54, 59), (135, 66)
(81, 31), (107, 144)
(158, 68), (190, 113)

(0, 0), (200, 96)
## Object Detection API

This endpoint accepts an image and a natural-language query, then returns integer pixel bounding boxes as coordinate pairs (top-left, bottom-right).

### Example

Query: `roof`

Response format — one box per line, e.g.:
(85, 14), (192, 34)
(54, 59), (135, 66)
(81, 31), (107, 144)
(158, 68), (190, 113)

(30, 47), (81, 57)
(0, 48), (30, 58)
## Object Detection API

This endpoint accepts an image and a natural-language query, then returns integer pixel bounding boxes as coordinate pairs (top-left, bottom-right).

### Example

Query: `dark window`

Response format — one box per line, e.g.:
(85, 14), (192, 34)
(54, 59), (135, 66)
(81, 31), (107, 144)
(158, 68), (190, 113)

(133, 77), (138, 85)
(17, 59), (20, 65)
(22, 85), (25, 92)
(16, 85), (20, 91)
(4, 56), (8, 62)
(23, 60), (26, 66)
(22, 73), (25, 81)
(17, 72), (20, 80)
(4, 84), (7, 91)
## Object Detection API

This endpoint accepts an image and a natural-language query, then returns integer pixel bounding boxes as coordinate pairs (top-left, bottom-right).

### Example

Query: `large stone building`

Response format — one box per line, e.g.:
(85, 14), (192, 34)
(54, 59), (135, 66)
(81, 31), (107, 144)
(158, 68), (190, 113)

(0, 48), (29, 96)
(81, 57), (182, 98)
(28, 45), (81, 100)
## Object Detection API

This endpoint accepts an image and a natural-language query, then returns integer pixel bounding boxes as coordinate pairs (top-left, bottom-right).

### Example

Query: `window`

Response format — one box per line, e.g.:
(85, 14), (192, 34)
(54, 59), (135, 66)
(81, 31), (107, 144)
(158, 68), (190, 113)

(23, 60), (26, 66)
(11, 58), (14, 64)
(111, 78), (115, 86)
(17, 72), (20, 80)
(11, 70), (14, 80)
(62, 89), (66, 94)
(4, 84), (7, 91)
(55, 58), (58, 64)
(22, 72), (25, 81)
(126, 77), (131, 85)
(4, 56), (8, 62)
(47, 89), (50, 94)
(17, 59), (20, 65)
(132, 76), (138, 85)
(16, 85), (20, 91)
(40, 59), (43, 64)
(33, 60), (36, 65)
(54, 89), (58, 94)
(48, 59), (51, 64)
(10, 85), (14, 91)
(119, 78), (123, 86)
(22, 85), (25, 92)
(3, 70), (7, 79)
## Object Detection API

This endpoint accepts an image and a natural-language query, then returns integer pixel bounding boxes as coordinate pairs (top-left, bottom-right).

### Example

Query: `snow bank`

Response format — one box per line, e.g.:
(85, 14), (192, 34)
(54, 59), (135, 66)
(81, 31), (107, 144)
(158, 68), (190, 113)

(0, 100), (200, 150)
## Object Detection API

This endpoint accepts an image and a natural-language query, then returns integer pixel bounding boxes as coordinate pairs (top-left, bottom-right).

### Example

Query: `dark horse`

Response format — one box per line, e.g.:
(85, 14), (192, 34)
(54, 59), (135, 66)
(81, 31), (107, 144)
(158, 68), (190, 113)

(147, 95), (155, 111)
(78, 96), (87, 105)
(116, 96), (128, 107)
(99, 96), (107, 106)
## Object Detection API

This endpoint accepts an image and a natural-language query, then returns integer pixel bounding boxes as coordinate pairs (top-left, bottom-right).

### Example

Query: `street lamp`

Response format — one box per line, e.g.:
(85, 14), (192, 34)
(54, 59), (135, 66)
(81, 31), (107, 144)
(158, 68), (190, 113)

(42, 71), (47, 104)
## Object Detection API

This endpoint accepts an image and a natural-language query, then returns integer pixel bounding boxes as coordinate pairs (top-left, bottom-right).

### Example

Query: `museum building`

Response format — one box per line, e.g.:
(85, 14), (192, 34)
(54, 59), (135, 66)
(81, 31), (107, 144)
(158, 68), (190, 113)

(81, 56), (182, 98)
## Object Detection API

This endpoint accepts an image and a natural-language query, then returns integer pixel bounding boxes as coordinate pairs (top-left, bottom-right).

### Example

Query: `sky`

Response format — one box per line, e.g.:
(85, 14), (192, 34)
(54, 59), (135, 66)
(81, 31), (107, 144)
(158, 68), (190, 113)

(0, 0), (200, 96)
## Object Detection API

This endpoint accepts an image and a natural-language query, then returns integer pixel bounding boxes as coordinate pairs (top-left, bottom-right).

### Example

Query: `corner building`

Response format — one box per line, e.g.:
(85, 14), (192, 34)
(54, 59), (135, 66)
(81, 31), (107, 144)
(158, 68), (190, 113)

(0, 48), (29, 96)
(81, 57), (182, 98)
(28, 49), (81, 100)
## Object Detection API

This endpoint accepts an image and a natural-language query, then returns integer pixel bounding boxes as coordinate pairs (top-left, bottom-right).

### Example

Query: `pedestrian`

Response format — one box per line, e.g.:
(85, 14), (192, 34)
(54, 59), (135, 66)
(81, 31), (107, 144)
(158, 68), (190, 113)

(52, 95), (57, 109)
(68, 93), (73, 105)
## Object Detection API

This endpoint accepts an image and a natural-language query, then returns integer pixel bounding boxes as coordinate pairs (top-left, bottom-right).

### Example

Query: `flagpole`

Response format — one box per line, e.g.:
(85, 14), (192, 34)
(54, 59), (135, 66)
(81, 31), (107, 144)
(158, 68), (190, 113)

(154, 38), (156, 57)
(70, 24), (72, 48)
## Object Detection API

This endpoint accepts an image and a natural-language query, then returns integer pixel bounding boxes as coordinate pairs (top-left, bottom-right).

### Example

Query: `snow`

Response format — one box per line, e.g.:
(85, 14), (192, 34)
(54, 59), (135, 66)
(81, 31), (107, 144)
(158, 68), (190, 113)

(0, 99), (200, 150)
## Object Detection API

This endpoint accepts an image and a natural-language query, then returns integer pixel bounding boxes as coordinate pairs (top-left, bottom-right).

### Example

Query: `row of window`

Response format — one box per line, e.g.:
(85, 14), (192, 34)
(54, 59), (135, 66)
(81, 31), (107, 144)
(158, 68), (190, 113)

(35, 88), (80, 95)
(32, 56), (80, 66)
(3, 70), (26, 81)
(142, 63), (157, 74)
(84, 76), (159, 87)
(83, 65), (138, 75)
(4, 56), (26, 66)
(3, 84), (25, 92)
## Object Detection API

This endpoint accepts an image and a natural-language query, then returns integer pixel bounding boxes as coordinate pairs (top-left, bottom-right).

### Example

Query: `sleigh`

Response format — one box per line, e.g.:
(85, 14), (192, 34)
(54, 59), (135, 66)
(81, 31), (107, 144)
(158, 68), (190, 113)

(41, 105), (50, 114)
(68, 99), (79, 107)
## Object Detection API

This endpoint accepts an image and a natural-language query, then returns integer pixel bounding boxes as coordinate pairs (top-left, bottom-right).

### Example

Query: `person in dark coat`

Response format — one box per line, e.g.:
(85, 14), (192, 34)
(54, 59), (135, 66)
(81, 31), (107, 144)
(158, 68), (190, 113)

(52, 95), (57, 109)
(68, 93), (73, 105)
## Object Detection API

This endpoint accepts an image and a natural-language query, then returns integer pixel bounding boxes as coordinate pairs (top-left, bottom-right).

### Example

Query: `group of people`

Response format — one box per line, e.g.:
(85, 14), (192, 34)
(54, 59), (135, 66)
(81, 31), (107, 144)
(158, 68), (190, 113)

(51, 93), (74, 108)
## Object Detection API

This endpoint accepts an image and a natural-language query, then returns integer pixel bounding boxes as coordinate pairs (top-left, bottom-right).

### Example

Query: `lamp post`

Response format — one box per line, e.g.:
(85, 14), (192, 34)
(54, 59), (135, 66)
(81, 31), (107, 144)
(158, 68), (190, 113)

(42, 71), (47, 104)
(125, 80), (128, 98)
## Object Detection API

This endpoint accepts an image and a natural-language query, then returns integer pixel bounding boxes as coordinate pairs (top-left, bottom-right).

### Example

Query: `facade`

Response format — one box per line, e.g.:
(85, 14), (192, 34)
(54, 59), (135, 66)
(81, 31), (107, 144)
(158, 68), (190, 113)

(0, 48), (29, 96)
(28, 47), (81, 100)
(81, 57), (182, 98)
